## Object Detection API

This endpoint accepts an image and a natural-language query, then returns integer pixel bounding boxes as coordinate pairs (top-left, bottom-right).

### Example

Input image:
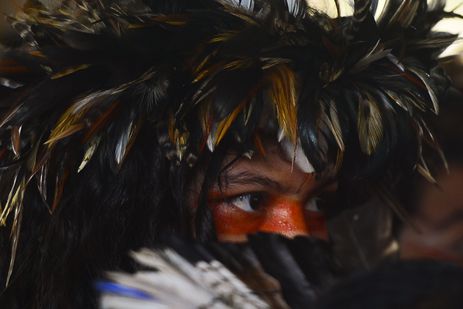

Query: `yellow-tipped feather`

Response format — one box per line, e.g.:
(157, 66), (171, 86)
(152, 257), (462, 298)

(357, 93), (383, 155)
(50, 64), (91, 80)
(213, 103), (244, 147)
(267, 65), (298, 144)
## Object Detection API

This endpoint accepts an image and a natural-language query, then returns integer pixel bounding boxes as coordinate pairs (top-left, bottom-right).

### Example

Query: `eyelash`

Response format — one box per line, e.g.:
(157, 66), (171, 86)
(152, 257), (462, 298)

(221, 193), (323, 213)
(224, 192), (267, 213)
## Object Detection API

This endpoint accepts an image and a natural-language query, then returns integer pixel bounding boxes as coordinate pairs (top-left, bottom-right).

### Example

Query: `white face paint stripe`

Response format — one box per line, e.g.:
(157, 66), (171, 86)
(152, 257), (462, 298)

(280, 137), (315, 174)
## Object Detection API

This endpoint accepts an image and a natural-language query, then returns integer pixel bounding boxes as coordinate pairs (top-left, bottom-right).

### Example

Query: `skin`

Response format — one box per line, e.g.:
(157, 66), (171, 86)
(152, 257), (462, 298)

(205, 140), (332, 242)
(400, 164), (463, 266)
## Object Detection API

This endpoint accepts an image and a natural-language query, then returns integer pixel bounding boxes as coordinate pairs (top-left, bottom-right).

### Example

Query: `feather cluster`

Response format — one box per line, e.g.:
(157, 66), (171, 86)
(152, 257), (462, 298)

(0, 0), (458, 292)
(97, 234), (339, 309)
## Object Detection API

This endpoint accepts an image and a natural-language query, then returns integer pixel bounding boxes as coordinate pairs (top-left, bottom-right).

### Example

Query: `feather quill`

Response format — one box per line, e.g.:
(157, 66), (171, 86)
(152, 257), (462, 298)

(416, 159), (438, 184)
(83, 102), (120, 142)
(267, 65), (298, 145)
(36, 164), (49, 206)
(50, 64), (91, 80)
(407, 67), (439, 114)
(213, 104), (245, 148)
(11, 126), (22, 158)
(357, 94), (383, 155)
(328, 101), (345, 151)
(0, 170), (20, 226)
(5, 179), (25, 287)
(78, 136), (101, 173)
(115, 122), (136, 166)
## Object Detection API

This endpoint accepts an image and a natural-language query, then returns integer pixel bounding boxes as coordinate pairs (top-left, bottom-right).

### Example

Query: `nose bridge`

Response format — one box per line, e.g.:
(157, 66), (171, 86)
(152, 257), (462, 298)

(259, 197), (310, 237)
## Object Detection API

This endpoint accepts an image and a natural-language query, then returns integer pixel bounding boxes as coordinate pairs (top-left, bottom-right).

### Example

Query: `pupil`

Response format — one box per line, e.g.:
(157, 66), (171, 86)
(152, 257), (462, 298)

(249, 194), (261, 210)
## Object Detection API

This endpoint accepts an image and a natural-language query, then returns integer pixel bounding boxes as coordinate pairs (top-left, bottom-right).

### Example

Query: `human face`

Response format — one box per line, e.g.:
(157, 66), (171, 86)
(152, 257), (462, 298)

(400, 164), (463, 265)
(205, 140), (333, 242)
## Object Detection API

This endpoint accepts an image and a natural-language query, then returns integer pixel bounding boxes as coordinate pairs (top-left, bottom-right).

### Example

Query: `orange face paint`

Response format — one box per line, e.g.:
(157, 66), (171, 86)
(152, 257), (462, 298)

(209, 194), (328, 241)
(211, 200), (264, 236)
(258, 197), (309, 237)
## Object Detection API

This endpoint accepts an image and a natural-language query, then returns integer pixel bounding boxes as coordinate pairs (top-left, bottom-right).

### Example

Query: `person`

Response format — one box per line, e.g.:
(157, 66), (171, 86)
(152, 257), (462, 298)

(399, 87), (463, 266)
(190, 136), (334, 242)
(0, 0), (457, 307)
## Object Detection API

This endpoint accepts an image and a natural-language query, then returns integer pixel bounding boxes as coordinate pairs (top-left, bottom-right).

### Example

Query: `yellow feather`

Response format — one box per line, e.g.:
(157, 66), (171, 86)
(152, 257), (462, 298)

(78, 136), (101, 173)
(223, 59), (253, 70)
(194, 57), (251, 83)
(209, 31), (239, 44)
(11, 126), (22, 158)
(193, 52), (215, 75)
(46, 91), (115, 147)
(328, 101), (345, 151)
(46, 123), (85, 146)
(200, 104), (212, 138)
(5, 178), (25, 288)
(214, 103), (244, 147)
(357, 93), (383, 155)
(29, 50), (46, 58)
(226, 11), (258, 26)
(175, 130), (189, 161)
(51, 64), (91, 80)
(417, 156), (438, 184)
(266, 65), (298, 144)
(0, 171), (20, 226)
(149, 15), (188, 26)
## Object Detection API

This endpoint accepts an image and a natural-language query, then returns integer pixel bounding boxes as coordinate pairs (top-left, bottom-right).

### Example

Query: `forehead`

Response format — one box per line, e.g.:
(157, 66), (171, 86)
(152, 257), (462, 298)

(220, 139), (317, 193)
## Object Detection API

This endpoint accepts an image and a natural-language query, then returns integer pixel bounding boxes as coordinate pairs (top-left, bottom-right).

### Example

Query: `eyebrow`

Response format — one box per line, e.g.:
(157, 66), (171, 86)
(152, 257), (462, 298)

(218, 171), (286, 192)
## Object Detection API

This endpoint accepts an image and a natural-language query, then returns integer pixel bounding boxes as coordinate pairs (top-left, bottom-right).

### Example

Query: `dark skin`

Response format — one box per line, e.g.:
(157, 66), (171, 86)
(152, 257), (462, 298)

(195, 140), (334, 242)
(400, 164), (463, 265)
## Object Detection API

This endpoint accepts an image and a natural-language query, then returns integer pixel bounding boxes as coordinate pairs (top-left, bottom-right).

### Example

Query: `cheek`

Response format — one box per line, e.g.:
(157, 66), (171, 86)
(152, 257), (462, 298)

(210, 197), (328, 241)
(211, 203), (264, 236)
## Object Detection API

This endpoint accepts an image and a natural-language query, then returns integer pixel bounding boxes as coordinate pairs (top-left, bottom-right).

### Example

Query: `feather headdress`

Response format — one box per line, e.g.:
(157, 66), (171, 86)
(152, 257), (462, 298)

(0, 0), (459, 307)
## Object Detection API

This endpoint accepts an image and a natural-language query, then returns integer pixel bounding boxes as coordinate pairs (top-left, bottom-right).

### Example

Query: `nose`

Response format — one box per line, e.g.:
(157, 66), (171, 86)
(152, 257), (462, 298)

(258, 197), (328, 239)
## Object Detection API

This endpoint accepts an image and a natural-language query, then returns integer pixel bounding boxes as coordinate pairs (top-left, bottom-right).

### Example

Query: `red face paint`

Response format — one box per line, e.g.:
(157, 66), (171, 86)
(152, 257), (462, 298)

(258, 197), (310, 237)
(209, 194), (328, 241)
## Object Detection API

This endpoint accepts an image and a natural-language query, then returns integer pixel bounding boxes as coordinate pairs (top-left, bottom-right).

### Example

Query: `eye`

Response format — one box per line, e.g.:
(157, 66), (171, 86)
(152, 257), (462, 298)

(226, 192), (266, 213)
